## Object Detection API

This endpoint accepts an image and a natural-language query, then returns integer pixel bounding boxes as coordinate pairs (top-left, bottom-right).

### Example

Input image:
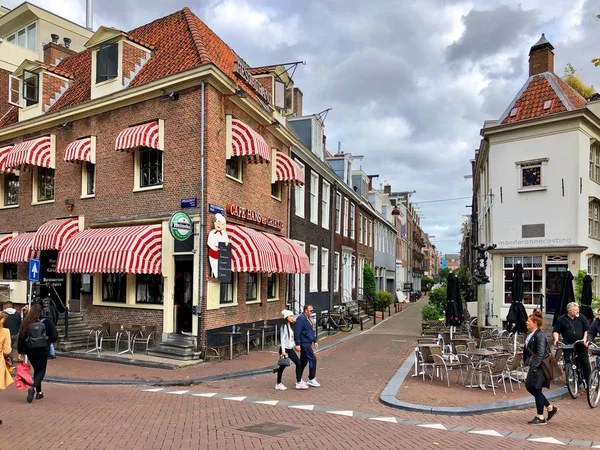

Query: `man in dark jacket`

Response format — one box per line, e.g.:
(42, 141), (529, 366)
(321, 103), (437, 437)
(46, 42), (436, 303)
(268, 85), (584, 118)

(588, 308), (600, 343)
(295, 304), (320, 387)
(2, 301), (21, 364)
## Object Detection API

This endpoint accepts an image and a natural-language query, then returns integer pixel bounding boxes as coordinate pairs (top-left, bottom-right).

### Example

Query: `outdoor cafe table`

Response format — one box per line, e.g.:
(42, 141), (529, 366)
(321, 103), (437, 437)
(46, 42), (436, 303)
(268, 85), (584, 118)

(465, 349), (498, 390)
(217, 331), (250, 360)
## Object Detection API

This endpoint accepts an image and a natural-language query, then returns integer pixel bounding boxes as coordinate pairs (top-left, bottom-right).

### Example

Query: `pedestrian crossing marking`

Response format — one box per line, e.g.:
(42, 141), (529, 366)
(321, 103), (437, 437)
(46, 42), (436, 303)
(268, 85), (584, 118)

(289, 404), (314, 410)
(254, 400), (279, 405)
(418, 423), (446, 430)
(191, 393), (217, 397)
(369, 417), (398, 423)
(527, 437), (564, 445)
(468, 430), (504, 437)
(166, 390), (189, 395)
(142, 388), (164, 392)
(223, 396), (246, 401)
(326, 410), (353, 416)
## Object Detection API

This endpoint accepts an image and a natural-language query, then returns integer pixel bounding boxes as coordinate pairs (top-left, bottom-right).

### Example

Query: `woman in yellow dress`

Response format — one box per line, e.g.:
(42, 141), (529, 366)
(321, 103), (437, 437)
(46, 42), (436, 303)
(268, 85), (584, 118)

(0, 312), (14, 425)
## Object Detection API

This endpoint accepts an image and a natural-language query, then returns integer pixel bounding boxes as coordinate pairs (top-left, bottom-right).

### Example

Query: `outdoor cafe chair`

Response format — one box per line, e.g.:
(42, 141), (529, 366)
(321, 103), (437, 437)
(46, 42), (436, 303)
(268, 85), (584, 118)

(506, 355), (526, 390)
(430, 345), (467, 387)
(131, 325), (156, 354)
(467, 341), (477, 353)
(417, 345), (436, 381)
(469, 353), (512, 395)
(454, 344), (467, 354)
(87, 322), (109, 350)
(100, 323), (123, 353)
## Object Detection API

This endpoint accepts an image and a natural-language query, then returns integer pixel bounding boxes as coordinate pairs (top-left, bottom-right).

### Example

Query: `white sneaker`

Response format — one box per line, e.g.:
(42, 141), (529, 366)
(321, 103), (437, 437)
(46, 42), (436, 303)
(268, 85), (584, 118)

(275, 383), (287, 390)
(306, 378), (321, 387)
(295, 382), (309, 390)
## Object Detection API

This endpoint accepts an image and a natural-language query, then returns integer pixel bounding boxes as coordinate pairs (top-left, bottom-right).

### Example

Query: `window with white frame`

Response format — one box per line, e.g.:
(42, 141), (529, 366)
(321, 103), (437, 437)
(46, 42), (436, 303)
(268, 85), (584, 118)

(503, 256), (542, 305)
(310, 245), (318, 292)
(590, 200), (600, 239)
(321, 248), (329, 291)
(226, 156), (242, 181)
(310, 172), (319, 224)
(590, 144), (600, 183)
(588, 256), (600, 297)
(246, 273), (260, 302)
(295, 162), (306, 218)
(358, 213), (363, 244)
(334, 252), (340, 292)
(0, 173), (19, 207)
(363, 216), (367, 244)
(350, 203), (355, 240)
(321, 180), (330, 229)
(369, 220), (373, 247)
(374, 223), (379, 251)
(343, 198), (349, 236)
(335, 192), (341, 233)
(134, 147), (163, 190)
(5, 22), (37, 51)
(267, 273), (279, 299)
(82, 162), (95, 197)
(33, 167), (55, 203)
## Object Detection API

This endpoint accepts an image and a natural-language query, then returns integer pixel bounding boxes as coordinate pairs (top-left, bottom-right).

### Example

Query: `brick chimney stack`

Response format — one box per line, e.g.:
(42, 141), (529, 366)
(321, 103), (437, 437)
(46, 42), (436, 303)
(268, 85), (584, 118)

(43, 42), (77, 66)
(293, 88), (303, 117)
(529, 33), (554, 76)
(384, 184), (391, 194)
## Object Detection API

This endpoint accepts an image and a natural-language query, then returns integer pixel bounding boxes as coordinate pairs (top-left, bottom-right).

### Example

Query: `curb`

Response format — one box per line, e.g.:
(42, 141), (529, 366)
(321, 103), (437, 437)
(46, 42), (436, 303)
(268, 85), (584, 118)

(380, 352), (570, 416)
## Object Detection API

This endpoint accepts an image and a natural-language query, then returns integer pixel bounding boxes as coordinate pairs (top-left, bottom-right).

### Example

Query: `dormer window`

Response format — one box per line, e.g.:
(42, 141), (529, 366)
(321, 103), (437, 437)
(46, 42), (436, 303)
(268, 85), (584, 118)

(96, 43), (118, 84)
(23, 70), (39, 106)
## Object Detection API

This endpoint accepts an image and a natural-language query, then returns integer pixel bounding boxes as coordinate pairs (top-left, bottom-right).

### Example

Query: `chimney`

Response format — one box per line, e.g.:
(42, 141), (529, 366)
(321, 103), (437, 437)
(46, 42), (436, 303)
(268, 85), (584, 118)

(43, 41), (77, 66)
(322, 134), (327, 151)
(63, 37), (71, 48)
(293, 87), (303, 117)
(529, 33), (554, 76)
(384, 184), (391, 194)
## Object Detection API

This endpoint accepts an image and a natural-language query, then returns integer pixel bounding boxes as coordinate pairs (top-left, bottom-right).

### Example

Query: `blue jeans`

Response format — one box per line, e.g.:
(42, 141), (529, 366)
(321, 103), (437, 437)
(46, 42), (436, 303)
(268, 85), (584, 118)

(49, 343), (55, 357)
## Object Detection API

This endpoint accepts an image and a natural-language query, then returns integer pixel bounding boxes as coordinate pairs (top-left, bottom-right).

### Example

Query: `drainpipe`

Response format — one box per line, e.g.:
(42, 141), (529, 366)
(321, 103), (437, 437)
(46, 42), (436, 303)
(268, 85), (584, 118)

(197, 81), (206, 352)
(287, 162), (293, 312)
(329, 182), (337, 311)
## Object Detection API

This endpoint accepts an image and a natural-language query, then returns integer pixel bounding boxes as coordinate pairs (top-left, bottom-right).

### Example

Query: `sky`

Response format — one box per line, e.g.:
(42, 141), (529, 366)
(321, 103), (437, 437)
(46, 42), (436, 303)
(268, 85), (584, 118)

(8, 0), (600, 254)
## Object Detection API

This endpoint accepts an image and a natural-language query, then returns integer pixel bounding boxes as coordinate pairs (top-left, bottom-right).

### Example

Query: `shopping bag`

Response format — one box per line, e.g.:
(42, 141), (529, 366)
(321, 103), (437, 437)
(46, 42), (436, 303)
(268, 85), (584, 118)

(14, 363), (33, 390)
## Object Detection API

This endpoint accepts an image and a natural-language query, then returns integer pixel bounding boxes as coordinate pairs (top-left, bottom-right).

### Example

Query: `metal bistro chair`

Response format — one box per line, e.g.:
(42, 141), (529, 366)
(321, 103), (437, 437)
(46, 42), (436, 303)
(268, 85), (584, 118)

(87, 322), (109, 352)
(100, 323), (123, 353)
(418, 346), (436, 381)
(430, 345), (467, 387)
(131, 325), (156, 354)
(469, 353), (512, 395)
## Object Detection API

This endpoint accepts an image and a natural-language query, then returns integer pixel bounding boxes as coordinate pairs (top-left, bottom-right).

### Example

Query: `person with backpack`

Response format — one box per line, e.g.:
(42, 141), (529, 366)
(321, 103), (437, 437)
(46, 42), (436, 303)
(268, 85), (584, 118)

(17, 304), (58, 403)
(2, 302), (21, 366)
(41, 298), (59, 359)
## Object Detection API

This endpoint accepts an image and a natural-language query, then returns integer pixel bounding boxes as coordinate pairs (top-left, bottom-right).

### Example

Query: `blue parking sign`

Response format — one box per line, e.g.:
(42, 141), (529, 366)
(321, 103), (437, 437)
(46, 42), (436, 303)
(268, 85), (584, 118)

(28, 259), (40, 282)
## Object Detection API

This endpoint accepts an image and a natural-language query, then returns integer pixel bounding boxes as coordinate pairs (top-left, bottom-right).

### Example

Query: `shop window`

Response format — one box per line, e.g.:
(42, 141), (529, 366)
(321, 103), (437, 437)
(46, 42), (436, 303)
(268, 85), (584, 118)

(96, 42), (119, 84)
(139, 147), (162, 188)
(33, 167), (54, 203)
(0, 173), (19, 207)
(267, 273), (278, 299)
(220, 276), (236, 305)
(82, 162), (96, 197)
(503, 256), (542, 305)
(2, 263), (17, 280)
(226, 155), (242, 181)
(136, 274), (164, 304)
(246, 273), (259, 302)
(102, 273), (127, 303)
(271, 180), (281, 199)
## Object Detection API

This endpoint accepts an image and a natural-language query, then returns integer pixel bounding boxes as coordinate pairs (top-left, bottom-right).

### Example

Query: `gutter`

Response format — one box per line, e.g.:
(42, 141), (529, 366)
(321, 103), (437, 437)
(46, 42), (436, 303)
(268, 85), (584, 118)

(197, 81), (206, 351)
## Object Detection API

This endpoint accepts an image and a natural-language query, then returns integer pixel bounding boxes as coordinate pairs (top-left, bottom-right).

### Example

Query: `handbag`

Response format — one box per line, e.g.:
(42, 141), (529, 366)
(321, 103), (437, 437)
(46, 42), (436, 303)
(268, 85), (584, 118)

(526, 346), (558, 382)
(277, 356), (291, 367)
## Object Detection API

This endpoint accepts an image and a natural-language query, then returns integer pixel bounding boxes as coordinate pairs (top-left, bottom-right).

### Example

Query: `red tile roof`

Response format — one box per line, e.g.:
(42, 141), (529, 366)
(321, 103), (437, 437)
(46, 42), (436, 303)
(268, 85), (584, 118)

(0, 107), (18, 128)
(501, 72), (586, 124)
(1, 7), (260, 129)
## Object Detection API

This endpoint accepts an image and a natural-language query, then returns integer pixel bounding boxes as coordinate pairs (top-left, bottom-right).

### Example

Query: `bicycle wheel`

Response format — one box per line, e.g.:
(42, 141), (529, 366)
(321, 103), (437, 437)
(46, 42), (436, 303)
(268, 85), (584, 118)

(565, 365), (579, 399)
(340, 317), (353, 332)
(588, 370), (600, 408)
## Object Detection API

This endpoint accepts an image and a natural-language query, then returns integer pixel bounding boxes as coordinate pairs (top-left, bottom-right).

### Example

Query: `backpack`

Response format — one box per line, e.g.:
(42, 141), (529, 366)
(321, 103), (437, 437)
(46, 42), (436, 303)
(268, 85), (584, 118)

(26, 319), (48, 350)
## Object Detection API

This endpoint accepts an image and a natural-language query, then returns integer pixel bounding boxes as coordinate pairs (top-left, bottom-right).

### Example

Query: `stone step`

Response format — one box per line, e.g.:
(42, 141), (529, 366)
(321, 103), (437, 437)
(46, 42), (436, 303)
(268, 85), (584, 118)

(56, 323), (89, 332)
(147, 346), (202, 361)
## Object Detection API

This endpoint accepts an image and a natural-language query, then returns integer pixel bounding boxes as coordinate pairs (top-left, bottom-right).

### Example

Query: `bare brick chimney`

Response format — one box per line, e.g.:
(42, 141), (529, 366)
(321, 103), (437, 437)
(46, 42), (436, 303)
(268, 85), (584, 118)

(384, 184), (391, 194)
(43, 42), (77, 66)
(528, 33), (554, 76)
(293, 87), (303, 117)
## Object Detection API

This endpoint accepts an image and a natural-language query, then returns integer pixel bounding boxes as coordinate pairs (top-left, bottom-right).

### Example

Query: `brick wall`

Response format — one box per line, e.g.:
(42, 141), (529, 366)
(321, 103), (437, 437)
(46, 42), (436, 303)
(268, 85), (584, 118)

(256, 75), (273, 96)
(122, 42), (149, 84)
(529, 48), (554, 76)
(0, 68), (11, 119)
(333, 191), (359, 304)
(293, 88), (303, 117)
(357, 203), (374, 265)
(42, 73), (69, 112)
(43, 43), (77, 66)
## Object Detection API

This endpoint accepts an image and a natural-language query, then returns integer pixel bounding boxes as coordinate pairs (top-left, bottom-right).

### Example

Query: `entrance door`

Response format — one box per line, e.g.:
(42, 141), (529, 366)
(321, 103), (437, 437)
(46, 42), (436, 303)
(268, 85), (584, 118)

(174, 257), (194, 334)
(293, 273), (305, 314)
(546, 264), (567, 314)
(342, 250), (352, 302)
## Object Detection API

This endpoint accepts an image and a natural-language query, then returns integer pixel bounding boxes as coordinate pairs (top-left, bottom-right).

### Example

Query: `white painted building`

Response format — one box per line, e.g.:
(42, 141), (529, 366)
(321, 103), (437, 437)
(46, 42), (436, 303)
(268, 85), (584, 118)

(473, 35), (600, 326)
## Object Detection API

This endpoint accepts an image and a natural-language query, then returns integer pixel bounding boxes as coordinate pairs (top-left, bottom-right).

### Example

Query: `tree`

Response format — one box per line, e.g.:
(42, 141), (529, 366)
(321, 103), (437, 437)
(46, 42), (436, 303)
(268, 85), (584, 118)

(421, 276), (435, 293)
(439, 268), (451, 281)
(363, 264), (376, 306)
(564, 63), (595, 98)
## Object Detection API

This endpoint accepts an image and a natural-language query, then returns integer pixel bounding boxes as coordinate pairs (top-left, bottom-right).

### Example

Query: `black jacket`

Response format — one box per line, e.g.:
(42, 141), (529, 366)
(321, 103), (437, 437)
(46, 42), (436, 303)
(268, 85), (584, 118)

(3, 308), (21, 339)
(17, 319), (59, 355)
(524, 329), (550, 390)
(588, 318), (600, 343)
(43, 304), (59, 326)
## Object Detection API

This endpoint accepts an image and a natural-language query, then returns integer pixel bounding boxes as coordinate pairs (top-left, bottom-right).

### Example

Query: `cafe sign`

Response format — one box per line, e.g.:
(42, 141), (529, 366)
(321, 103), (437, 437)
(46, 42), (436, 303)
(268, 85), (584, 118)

(226, 204), (283, 231)
(169, 211), (194, 241)
(233, 62), (273, 105)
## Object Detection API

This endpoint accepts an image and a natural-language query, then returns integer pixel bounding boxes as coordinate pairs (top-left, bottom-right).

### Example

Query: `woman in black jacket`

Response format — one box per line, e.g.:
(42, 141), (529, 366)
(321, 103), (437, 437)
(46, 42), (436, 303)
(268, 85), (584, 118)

(17, 304), (58, 403)
(524, 310), (557, 425)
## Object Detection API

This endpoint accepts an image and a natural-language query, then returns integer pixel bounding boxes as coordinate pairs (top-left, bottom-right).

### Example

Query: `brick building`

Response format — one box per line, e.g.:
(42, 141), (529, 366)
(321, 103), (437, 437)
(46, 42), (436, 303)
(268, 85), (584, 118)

(0, 8), (311, 346)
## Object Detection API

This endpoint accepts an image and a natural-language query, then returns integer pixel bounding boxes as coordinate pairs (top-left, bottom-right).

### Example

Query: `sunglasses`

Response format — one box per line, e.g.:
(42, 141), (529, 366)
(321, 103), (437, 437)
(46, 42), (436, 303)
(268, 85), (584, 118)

(308, 310), (313, 313)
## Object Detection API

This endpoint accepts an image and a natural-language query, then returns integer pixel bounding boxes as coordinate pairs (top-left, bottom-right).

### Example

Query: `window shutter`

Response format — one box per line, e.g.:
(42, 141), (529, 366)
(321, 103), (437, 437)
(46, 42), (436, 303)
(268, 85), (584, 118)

(274, 80), (285, 109)
(22, 70), (39, 105)
(8, 74), (21, 107)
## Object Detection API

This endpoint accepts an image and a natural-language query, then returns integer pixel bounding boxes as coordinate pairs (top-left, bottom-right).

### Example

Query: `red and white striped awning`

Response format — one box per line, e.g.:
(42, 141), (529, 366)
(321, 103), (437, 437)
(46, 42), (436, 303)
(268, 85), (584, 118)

(0, 234), (13, 263)
(64, 137), (94, 163)
(231, 119), (270, 163)
(56, 224), (162, 274)
(0, 146), (15, 174)
(33, 217), (80, 251)
(226, 224), (309, 274)
(274, 151), (304, 185)
(5, 136), (53, 169)
(1, 233), (35, 263)
(115, 121), (160, 152)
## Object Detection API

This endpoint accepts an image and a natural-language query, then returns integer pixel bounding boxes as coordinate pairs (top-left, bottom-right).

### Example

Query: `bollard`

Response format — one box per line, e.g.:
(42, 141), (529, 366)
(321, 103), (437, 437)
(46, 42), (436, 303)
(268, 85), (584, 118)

(388, 305), (391, 316)
(360, 317), (364, 331)
(382, 309), (385, 320)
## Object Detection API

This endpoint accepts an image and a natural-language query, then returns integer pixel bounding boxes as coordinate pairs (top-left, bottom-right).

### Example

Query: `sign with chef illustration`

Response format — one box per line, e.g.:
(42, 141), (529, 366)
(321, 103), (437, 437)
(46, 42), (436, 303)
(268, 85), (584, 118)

(207, 213), (230, 279)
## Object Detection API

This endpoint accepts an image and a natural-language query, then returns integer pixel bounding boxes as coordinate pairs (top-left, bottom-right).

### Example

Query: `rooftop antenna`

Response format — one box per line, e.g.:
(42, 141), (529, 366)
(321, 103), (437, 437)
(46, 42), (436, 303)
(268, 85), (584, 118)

(337, 141), (341, 154)
(86, 0), (93, 30)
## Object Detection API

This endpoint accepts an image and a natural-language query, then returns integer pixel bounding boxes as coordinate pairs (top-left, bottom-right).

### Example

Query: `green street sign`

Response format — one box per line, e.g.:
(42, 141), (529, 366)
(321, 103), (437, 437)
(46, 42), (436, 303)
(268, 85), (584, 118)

(169, 211), (193, 241)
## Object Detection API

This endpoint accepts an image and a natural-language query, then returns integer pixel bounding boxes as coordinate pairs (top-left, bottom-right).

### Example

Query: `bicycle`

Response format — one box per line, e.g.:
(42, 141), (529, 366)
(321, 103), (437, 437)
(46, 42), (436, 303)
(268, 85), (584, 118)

(320, 309), (353, 332)
(587, 342), (600, 408)
(558, 340), (588, 399)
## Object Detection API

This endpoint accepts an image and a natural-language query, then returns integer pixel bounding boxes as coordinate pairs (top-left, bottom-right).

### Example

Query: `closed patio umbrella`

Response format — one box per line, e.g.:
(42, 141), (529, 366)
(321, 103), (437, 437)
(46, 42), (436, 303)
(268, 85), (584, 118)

(553, 271), (574, 327)
(454, 276), (465, 324)
(445, 273), (462, 327)
(580, 274), (594, 322)
(505, 264), (528, 334)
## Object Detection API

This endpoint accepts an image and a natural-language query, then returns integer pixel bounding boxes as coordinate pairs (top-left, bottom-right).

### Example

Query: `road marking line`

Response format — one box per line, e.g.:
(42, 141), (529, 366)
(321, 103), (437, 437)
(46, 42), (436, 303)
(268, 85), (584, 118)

(369, 417), (398, 423)
(166, 390), (189, 395)
(289, 404), (314, 410)
(326, 410), (353, 416)
(468, 430), (504, 437)
(254, 400), (279, 405)
(418, 423), (446, 430)
(191, 393), (217, 397)
(527, 437), (564, 445)
(223, 396), (246, 401)
(142, 388), (164, 392)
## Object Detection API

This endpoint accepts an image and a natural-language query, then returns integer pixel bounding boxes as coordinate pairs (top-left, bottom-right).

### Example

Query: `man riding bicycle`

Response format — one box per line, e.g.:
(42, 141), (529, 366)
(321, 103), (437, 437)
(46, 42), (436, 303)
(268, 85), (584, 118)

(553, 302), (590, 395)
(588, 308), (600, 367)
